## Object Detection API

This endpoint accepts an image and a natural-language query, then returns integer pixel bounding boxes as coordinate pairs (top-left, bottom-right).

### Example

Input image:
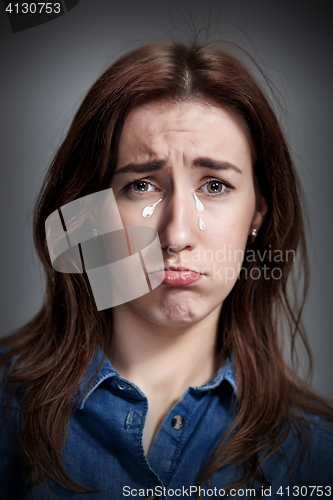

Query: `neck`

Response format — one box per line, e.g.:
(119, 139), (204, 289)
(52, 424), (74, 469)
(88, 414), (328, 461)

(106, 303), (221, 400)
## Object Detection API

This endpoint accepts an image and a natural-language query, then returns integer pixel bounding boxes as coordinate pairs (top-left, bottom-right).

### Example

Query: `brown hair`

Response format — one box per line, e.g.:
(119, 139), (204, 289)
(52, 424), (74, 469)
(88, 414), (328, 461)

(1, 40), (332, 493)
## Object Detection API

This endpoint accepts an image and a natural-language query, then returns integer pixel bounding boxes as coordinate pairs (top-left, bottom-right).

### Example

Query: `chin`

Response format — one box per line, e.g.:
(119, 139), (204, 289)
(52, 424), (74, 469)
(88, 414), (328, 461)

(130, 291), (201, 327)
(158, 302), (197, 324)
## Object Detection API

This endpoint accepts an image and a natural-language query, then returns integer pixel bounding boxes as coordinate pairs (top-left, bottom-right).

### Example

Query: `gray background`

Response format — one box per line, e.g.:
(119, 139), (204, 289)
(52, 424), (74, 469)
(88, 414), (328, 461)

(0, 1), (332, 398)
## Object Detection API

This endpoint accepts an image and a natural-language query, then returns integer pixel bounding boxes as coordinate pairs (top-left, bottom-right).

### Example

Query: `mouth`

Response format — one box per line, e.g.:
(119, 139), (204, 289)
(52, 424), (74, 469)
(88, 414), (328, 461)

(165, 265), (203, 274)
(149, 266), (203, 287)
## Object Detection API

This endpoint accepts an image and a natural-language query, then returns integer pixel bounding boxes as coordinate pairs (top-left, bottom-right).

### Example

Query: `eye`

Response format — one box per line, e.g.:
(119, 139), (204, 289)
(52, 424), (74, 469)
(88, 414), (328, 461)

(200, 179), (233, 196)
(123, 180), (158, 194)
(206, 180), (226, 194)
(132, 180), (155, 192)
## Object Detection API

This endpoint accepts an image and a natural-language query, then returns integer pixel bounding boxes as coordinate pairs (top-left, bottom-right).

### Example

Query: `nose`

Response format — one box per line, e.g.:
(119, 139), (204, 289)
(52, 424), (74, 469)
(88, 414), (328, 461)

(158, 191), (198, 255)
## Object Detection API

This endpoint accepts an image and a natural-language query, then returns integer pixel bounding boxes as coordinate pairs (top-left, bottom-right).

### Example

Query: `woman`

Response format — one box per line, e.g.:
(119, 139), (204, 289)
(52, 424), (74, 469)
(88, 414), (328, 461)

(1, 40), (332, 499)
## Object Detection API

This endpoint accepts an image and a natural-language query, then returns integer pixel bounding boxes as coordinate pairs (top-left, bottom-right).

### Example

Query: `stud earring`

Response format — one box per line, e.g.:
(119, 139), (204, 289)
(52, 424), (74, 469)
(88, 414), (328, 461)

(250, 228), (257, 243)
(193, 193), (205, 230)
(142, 198), (163, 218)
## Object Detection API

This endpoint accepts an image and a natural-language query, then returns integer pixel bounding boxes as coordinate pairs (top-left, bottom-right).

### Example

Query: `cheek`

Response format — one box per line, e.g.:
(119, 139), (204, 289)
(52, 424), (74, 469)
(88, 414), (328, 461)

(202, 197), (255, 273)
(207, 200), (254, 248)
(116, 199), (151, 227)
(220, 214), (251, 252)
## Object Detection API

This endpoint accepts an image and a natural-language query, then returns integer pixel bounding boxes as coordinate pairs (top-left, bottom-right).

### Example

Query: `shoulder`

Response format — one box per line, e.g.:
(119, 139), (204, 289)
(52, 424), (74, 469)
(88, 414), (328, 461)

(0, 347), (10, 406)
(302, 413), (333, 455)
(307, 413), (333, 471)
(0, 348), (26, 486)
(0, 347), (22, 409)
(279, 413), (333, 487)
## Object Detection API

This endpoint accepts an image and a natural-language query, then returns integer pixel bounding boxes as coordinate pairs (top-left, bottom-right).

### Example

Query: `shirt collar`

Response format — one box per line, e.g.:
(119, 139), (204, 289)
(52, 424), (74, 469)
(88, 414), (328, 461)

(192, 353), (237, 395)
(73, 347), (237, 409)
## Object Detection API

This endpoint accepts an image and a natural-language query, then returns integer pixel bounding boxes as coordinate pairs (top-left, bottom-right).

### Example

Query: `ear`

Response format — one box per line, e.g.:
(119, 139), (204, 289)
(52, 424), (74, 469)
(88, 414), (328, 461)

(250, 194), (268, 235)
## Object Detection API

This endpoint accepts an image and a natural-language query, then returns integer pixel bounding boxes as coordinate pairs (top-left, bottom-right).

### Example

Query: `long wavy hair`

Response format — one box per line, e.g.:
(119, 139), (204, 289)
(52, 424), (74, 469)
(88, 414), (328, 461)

(1, 40), (332, 493)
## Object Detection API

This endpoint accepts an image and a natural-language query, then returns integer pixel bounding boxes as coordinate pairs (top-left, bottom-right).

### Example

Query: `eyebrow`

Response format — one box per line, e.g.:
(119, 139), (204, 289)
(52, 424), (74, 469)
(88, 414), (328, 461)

(114, 157), (243, 175)
(114, 160), (166, 175)
(193, 157), (243, 174)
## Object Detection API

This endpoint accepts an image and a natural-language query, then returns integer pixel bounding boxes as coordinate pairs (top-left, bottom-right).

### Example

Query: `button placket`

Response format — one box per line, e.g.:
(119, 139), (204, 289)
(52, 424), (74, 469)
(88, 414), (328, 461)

(145, 391), (196, 484)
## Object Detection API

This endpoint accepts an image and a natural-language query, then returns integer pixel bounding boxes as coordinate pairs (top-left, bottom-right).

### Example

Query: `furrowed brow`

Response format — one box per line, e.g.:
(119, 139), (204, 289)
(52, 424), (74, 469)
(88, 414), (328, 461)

(193, 157), (243, 174)
(114, 160), (166, 175)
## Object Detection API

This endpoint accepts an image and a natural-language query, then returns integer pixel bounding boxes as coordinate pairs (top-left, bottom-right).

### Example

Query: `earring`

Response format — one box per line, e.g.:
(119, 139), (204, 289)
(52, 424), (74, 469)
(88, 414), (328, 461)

(250, 228), (257, 243)
(142, 198), (163, 218)
(193, 193), (205, 230)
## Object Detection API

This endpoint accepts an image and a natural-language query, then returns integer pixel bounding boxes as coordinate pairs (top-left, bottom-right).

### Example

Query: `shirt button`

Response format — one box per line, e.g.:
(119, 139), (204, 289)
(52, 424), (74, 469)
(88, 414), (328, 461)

(145, 492), (158, 499)
(172, 415), (185, 430)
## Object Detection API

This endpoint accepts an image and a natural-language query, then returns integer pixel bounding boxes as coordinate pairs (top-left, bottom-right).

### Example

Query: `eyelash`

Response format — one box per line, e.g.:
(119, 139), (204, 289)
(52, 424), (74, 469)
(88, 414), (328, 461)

(122, 178), (235, 197)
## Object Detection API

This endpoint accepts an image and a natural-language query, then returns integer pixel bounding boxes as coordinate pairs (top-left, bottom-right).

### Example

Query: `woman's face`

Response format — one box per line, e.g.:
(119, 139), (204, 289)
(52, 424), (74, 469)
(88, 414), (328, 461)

(111, 100), (266, 328)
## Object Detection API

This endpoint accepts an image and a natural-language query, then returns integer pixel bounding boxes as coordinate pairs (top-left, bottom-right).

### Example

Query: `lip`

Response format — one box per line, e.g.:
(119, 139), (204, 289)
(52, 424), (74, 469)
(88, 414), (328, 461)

(150, 266), (203, 287)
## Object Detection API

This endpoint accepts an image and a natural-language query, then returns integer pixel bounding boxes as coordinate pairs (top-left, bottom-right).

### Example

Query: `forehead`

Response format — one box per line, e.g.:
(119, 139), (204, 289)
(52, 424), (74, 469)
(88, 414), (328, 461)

(116, 99), (253, 169)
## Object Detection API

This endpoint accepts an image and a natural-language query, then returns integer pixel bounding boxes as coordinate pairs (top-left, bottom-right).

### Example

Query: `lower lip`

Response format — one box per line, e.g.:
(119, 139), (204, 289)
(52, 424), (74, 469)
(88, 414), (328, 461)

(161, 270), (202, 287)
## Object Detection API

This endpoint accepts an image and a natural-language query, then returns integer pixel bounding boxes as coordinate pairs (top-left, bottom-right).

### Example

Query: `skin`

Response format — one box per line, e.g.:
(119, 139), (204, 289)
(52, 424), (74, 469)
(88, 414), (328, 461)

(109, 99), (267, 454)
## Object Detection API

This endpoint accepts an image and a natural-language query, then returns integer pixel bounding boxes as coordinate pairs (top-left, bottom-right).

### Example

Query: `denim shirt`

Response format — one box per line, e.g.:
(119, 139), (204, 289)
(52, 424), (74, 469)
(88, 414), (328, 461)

(1, 348), (333, 499)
